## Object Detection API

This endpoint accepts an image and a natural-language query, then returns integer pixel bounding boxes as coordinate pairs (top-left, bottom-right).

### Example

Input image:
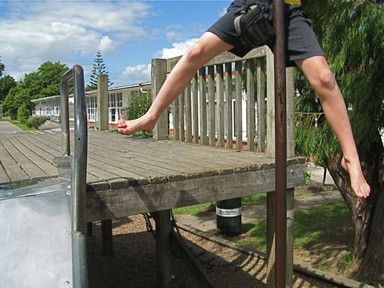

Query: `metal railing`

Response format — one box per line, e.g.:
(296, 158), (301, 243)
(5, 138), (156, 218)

(60, 65), (88, 288)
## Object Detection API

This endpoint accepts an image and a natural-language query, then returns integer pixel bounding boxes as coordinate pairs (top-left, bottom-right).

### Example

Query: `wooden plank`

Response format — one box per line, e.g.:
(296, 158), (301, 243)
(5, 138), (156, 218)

(225, 63), (233, 149)
(154, 211), (172, 288)
(173, 96), (180, 141)
(247, 60), (256, 151)
(266, 47), (275, 157)
(257, 58), (266, 152)
(8, 135), (57, 176)
(179, 90), (185, 142)
(185, 84), (192, 143)
(199, 68), (208, 145)
(152, 58), (169, 140)
(0, 138), (36, 181)
(0, 161), (10, 183)
(191, 74), (199, 144)
(207, 65), (215, 146)
(235, 61), (243, 152)
(216, 64), (225, 148)
(286, 68), (295, 158)
(85, 163), (305, 222)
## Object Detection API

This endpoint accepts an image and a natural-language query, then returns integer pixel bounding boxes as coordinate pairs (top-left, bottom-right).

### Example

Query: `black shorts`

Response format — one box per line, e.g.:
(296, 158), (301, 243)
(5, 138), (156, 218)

(207, 0), (324, 66)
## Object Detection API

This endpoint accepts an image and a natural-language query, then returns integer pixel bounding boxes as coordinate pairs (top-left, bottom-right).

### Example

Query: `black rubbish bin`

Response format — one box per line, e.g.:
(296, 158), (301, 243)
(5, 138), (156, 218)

(216, 198), (242, 235)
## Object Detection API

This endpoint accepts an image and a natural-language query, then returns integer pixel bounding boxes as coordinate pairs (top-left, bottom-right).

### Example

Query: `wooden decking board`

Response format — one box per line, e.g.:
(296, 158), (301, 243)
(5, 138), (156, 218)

(86, 162), (305, 221)
(0, 161), (10, 183)
(87, 153), (152, 180)
(0, 139), (31, 182)
(0, 130), (306, 222)
(89, 145), (175, 177)
(89, 137), (196, 173)
(22, 133), (62, 156)
(7, 135), (57, 177)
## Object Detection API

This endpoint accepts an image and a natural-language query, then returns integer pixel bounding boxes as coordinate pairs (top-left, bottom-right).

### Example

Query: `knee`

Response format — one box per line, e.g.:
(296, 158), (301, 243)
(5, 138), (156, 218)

(183, 41), (210, 68)
(312, 68), (337, 92)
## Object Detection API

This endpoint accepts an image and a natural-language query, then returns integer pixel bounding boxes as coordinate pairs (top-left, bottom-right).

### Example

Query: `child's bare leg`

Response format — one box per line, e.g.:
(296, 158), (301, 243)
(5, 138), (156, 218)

(296, 56), (371, 198)
(117, 32), (233, 135)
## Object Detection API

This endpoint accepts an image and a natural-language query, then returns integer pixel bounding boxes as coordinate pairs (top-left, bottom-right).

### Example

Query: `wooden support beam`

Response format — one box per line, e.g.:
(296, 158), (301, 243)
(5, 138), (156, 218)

(101, 219), (113, 256)
(154, 211), (172, 288)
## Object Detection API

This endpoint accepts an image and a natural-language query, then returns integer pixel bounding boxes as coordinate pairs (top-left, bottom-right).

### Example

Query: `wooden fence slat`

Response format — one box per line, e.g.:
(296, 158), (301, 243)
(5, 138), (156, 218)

(173, 97), (180, 141)
(191, 74), (199, 144)
(216, 64), (225, 148)
(225, 63), (233, 149)
(246, 60), (256, 151)
(185, 84), (192, 143)
(235, 61), (243, 152)
(199, 67), (208, 145)
(179, 91), (185, 142)
(208, 65), (215, 147)
(257, 58), (266, 152)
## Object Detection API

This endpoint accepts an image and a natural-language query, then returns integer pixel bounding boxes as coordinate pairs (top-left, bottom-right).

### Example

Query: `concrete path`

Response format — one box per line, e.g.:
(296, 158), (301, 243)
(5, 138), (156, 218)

(0, 120), (22, 136)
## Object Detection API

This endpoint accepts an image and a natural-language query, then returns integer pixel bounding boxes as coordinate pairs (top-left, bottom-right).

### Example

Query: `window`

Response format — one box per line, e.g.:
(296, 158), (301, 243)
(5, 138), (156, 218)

(86, 96), (97, 122)
(108, 92), (122, 123)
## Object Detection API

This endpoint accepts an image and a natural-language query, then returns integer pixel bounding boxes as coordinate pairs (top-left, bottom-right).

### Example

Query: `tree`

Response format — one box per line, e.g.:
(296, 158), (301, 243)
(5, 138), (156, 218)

(2, 61), (68, 119)
(87, 50), (114, 91)
(0, 75), (17, 102)
(296, 1), (384, 283)
(0, 56), (5, 78)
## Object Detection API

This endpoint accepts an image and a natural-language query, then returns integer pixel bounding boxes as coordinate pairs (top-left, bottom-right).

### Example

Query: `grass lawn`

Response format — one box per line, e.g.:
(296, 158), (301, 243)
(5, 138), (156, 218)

(9, 120), (34, 131)
(173, 191), (354, 275)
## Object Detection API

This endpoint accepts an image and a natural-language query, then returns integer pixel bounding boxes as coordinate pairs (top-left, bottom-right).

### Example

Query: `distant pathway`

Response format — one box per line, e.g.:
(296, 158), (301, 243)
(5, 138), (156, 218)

(0, 121), (22, 135)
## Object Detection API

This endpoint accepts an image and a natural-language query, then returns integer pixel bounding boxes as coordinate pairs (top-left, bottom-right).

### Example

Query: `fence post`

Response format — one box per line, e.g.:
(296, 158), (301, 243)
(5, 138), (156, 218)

(152, 59), (169, 140)
(97, 74), (109, 131)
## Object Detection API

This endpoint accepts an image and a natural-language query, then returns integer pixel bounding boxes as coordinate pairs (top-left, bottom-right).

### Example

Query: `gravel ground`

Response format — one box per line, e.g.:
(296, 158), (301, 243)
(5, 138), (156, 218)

(87, 215), (335, 288)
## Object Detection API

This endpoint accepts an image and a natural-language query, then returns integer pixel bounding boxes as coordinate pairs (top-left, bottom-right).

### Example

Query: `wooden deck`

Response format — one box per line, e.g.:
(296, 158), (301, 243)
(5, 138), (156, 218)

(0, 129), (305, 222)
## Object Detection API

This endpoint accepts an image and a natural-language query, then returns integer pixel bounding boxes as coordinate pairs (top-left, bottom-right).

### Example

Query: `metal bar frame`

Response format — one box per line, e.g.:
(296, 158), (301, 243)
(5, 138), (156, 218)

(60, 65), (88, 288)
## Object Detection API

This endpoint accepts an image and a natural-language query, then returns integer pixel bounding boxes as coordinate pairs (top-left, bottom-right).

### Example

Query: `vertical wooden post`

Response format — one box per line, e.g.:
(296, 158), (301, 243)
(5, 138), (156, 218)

(155, 211), (172, 288)
(217, 64), (225, 148)
(97, 74), (109, 131)
(101, 219), (113, 256)
(225, 63), (233, 149)
(286, 68), (295, 158)
(285, 67), (296, 286)
(199, 68), (208, 145)
(235, 61), (243, 152)
(246, 60), (255, 151)
(152, 59), (169, 140)
(208, 65), (215, 146)
(191, 74), (199, 144)
(256, 58), (266, 152)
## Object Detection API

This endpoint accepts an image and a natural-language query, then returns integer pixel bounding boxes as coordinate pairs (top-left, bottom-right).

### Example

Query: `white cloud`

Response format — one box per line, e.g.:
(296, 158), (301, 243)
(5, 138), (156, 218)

(119, 64), (151, 85)
(159, 38), (198, 59)
(117, 38), (198, 85)
(98, 36), (115, 54)
(0, 1), (151, 80)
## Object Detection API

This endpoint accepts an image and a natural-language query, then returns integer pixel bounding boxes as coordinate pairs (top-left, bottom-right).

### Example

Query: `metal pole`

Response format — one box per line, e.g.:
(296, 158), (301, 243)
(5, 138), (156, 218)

(273, 0), (287, 287)
(60, 65), (89, 288)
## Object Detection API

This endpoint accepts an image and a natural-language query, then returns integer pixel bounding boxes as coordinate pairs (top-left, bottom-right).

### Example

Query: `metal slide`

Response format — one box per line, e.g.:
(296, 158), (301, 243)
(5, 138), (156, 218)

(0, 65), (88, 288)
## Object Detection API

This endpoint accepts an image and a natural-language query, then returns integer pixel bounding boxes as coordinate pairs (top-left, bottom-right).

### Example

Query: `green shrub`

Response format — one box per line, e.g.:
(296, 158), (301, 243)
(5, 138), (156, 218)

(26, 116), (50, 129)
(17, 102), (30, 124)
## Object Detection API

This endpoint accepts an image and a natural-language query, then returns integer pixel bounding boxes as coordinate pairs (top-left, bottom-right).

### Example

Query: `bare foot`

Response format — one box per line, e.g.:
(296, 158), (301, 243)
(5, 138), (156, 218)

(117, 114), (156, 135)
(341, 157), (371, 198)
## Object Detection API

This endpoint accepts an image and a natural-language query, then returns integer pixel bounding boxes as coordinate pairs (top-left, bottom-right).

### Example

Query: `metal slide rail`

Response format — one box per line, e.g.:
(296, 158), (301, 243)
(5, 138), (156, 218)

(60, 65), (89, 288)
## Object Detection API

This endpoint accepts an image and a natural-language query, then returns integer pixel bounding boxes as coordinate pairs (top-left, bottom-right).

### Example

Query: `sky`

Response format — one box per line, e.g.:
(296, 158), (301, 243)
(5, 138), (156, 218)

(0, 0), (232, 87)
